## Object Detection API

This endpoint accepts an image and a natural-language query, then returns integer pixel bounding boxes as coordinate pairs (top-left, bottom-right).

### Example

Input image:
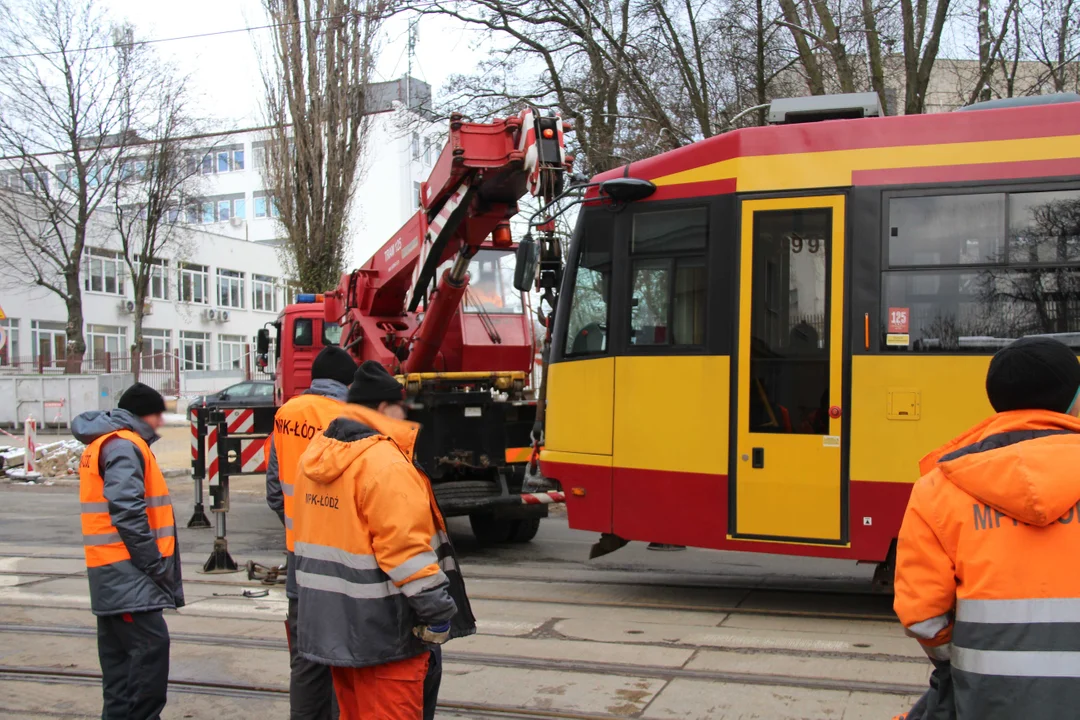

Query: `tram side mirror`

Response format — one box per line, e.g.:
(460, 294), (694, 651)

(599, 177), (657, 203)
(256, 328), (270, 355)
(514, 234), (540, 292)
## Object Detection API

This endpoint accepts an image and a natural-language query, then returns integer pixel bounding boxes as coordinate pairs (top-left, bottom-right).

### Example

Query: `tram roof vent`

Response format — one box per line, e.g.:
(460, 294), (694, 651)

(956, 93), (1080, 112)
(767, 93), (883, 125)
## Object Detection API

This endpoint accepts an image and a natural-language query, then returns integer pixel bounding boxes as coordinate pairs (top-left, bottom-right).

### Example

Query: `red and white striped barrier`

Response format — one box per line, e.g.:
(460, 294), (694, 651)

(238, 438), (267, 473)
(521, 491), (564, 505)
(207, 409), (258, 485)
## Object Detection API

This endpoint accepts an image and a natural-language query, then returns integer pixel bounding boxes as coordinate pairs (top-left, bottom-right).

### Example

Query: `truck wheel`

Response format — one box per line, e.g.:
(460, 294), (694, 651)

(469, 513), (515, 544)
(508, 517), (541, 543)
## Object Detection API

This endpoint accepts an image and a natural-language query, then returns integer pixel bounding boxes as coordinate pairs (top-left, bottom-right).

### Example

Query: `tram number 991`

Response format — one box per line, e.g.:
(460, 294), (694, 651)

(788, 233), (822, 254)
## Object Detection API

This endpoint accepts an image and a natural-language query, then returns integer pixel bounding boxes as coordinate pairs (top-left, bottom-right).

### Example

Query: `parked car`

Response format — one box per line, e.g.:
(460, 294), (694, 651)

(188, 381), (276, 417)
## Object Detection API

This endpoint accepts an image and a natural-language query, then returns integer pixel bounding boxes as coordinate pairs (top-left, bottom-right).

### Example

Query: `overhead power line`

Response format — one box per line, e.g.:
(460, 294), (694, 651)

(0, 13), (356, 61)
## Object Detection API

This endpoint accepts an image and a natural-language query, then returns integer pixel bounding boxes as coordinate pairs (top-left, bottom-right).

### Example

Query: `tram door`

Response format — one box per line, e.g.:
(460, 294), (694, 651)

(733, 196), (846, 542)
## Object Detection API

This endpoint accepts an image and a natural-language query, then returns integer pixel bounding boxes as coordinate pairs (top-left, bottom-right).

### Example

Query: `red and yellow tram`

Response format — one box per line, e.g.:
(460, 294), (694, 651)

(540, 94), (1080, 573)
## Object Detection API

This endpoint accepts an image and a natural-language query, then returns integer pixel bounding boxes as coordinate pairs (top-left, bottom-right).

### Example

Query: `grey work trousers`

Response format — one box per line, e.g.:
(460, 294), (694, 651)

(97, 610), (170, 720)
(287, 597), (339, 720)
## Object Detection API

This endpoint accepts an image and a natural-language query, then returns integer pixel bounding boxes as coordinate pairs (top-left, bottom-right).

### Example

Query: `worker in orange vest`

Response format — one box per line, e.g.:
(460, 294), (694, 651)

(292, 361), (476, 720)
(75, 382), (182, 720)
(894, 336), (1080, 720)
(266, 345), (356, 720)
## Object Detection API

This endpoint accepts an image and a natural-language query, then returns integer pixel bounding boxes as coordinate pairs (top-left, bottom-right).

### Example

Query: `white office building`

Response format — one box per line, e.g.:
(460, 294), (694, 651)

(0, 77), (442, 385)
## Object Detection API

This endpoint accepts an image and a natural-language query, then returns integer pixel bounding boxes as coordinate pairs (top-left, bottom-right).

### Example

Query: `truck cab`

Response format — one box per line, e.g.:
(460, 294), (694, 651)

(258, 294), (340, 406)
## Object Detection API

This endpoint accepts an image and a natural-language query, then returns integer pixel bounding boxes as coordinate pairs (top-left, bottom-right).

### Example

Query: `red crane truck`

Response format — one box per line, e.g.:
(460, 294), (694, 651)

(256, 109), (570, 543)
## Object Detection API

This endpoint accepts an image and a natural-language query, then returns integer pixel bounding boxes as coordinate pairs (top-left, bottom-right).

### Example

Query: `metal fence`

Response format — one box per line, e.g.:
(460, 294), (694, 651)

(1, 345), (274, 397)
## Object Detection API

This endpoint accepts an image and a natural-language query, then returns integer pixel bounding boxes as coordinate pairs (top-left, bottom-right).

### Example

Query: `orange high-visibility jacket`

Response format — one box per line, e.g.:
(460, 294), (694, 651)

(894, 409), (1080, 720)
(292, 405), (476, 668)
(75, 410), (183, 616)
(265, 380), (348, 600)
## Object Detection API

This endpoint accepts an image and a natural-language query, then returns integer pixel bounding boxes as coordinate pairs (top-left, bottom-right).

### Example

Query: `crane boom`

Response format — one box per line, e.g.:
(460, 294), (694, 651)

(327, 108), (570, 374)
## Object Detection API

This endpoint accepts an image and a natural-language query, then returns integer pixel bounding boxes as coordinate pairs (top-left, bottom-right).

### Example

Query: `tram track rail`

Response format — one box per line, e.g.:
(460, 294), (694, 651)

(0, 624), (925, 696)
(0, 666), (620, 720)
(0, 566), (896, 623)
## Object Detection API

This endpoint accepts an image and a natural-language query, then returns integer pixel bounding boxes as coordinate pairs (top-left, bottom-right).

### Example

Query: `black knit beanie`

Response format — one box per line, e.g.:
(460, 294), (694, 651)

(311, 346), (358, 386)
(118, 382), (166, 417)
(986, 337), (1080, 413)
(347, 360), (404, 405)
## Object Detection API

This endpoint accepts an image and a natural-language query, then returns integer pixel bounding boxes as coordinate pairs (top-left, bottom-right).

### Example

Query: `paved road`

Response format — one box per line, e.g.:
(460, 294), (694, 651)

(0, 479), (913, 719)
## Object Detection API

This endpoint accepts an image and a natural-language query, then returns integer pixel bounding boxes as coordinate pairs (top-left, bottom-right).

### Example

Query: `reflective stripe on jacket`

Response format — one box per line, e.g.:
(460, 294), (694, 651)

(894, 409), (1080, 720)
(266, 379), (347, 599)
(74, 410), (184, 616)
(293, 406), (476, 668)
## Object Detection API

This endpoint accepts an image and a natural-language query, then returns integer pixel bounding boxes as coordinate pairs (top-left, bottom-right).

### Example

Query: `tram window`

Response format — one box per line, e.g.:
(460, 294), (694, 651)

(883, 189), (1080, 352)
(889, 194), (1005, 266)
(628, 258), (707, 346)
(1009, 190), (1080, 263)
(632, 208), (707, 253)
(883, 268), (1080, 352)
(564, 214), (613, 357)
(748, 209), (831, 435)
(630, 260), (670, 345)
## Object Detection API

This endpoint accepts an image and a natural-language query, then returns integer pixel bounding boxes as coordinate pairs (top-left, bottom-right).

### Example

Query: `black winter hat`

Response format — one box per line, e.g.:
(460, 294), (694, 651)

(311, 346), (358, 386)
(118, 382), (166, 417)
(347, 360), (404, 405)
(986, 337), (1080, 414)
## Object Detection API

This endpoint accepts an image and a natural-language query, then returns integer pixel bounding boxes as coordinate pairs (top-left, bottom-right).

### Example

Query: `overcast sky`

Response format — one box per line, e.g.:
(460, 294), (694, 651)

(102, 0), (487, 128)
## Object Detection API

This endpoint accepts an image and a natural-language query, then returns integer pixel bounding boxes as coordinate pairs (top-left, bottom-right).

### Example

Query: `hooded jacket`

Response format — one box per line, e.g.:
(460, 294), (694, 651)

(73, 409), (184, 615)
(265, 378), (348, 599)
(894, 409), (1080, 720)
(292, 405), (476, 668)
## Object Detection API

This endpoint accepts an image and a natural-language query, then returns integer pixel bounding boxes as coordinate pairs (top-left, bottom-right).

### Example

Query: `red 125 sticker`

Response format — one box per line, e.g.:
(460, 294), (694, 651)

(888, 307), (910, 334)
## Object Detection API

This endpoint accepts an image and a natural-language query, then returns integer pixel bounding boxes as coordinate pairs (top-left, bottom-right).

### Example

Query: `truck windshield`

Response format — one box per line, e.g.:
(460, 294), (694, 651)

(464, 249), (524, 315)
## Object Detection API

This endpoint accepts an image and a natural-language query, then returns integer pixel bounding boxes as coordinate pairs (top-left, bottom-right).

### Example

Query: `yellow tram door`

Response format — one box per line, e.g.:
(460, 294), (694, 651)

(733, 196), (846, 542)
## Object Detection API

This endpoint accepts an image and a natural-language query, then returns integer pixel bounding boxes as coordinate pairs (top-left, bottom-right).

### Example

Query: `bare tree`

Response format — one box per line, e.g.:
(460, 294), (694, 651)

(1022, 0), (1080, 93)
(0, 0), (146, 372)
(260, 0), (393, 294)
(111, 66), (203, 381)
(430, 0), (798, 175)
(899, 0), (954, 114)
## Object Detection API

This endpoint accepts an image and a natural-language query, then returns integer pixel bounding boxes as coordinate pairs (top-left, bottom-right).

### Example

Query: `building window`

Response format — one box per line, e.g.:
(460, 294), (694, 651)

(254, 195), (267, 218)
(87, 324), (126, 369)
(412, 131), (421, 161)
(424, 136), (436, 165)
(233, 149), (245, 170)
(138, 257), (169, 300)
(201, 154), (214, 175)
(883, 189), (1080, 352)
(252, 274), (278, 312)
(180, 330), (210, 370)
(179, 263), (210, 304)
(0, 318), (19, 366)
(217, 269), (245, 309)
(414, 181), (422, 209)
(252, 146), (266, 170)
(31, 320), (66, 369)
(83, 248), (125, 295)
(217, 151), (230, 173)
(234, 198), (246, 220)
(219, 333), (246, 370)
(218, 199), (231, 222)
(141, 328), (171, 370)
(202, 201), (215, 223)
